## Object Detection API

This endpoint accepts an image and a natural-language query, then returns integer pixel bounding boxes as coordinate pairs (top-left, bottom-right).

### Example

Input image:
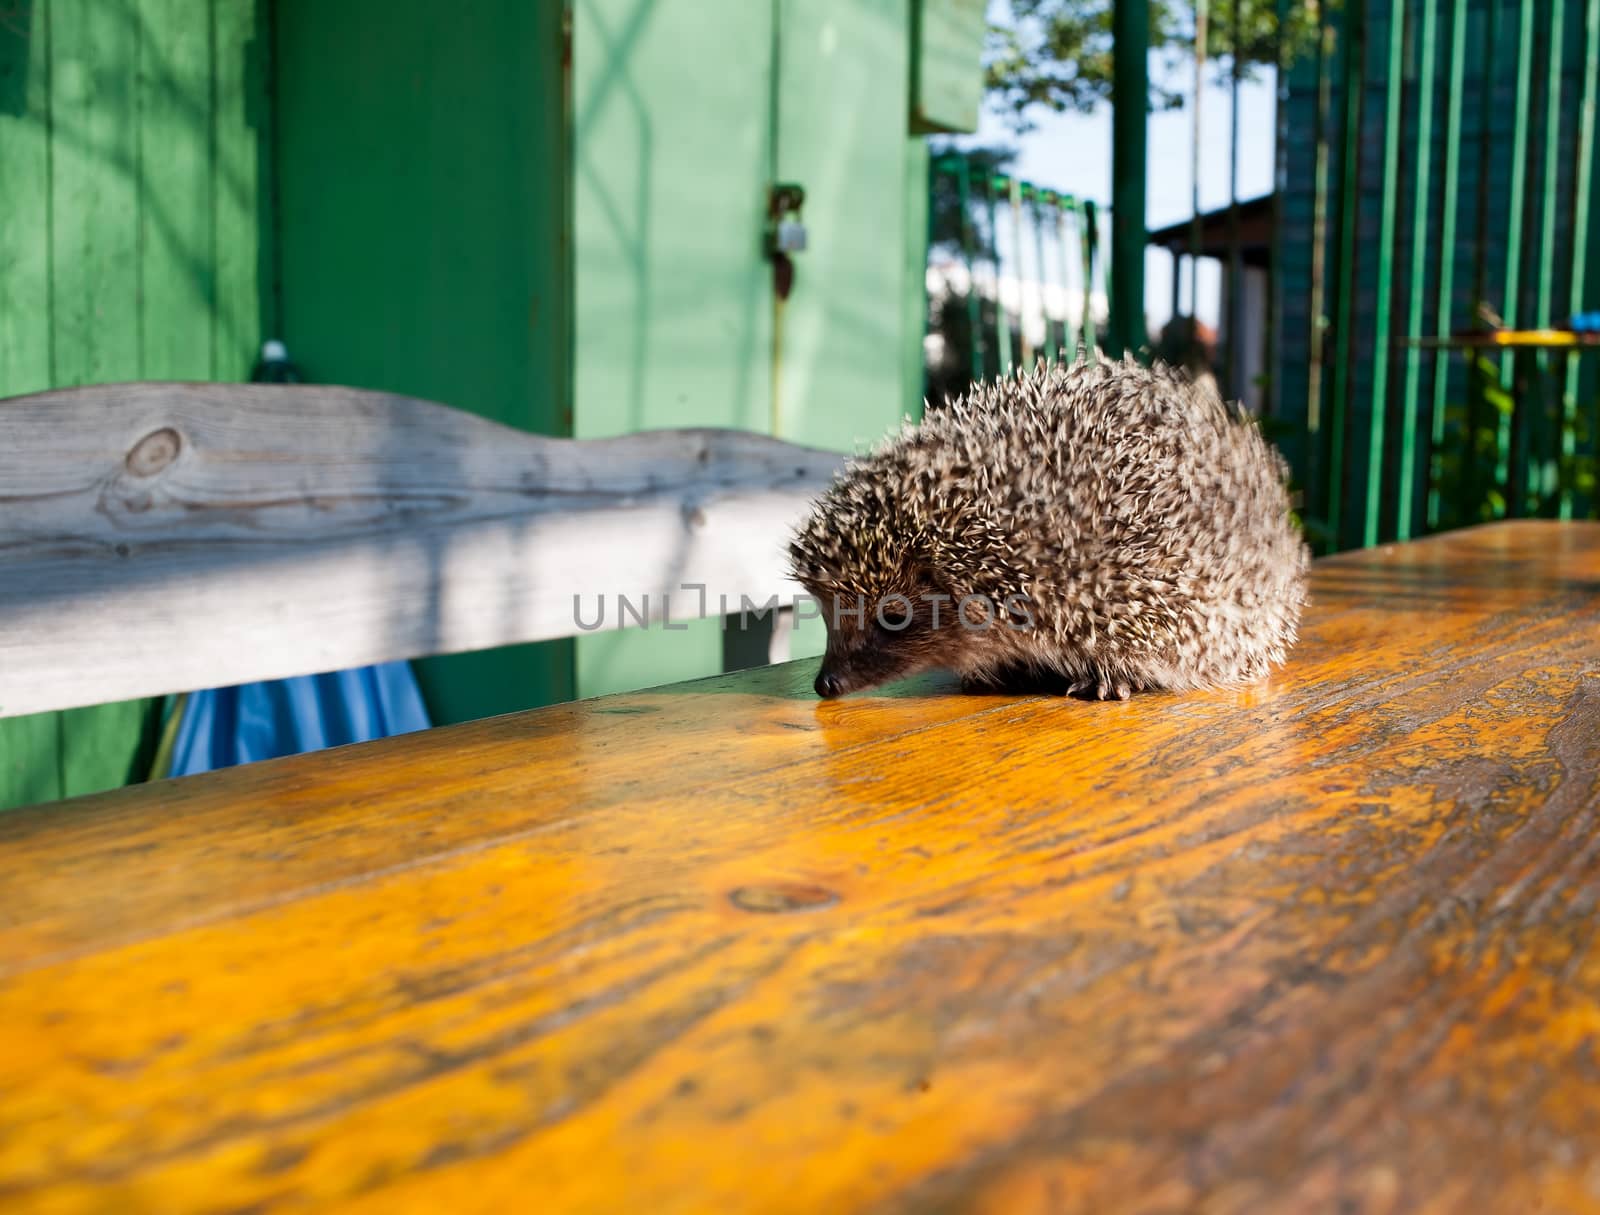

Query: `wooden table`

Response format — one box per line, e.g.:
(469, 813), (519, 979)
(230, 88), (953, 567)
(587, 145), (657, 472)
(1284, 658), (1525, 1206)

(4, 520), (1599, 1214)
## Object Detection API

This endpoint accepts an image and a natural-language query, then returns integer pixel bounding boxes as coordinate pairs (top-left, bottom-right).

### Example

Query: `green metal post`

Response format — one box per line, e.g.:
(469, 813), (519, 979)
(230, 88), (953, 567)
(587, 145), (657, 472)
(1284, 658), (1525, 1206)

(1033, 191), (1056, 363)
(1267, 0), (1290, 419)
(1466, 0), (1498, 524)
(1427, 0), (1469, 530)
(1565, 0), (1600, 519)
(1226, 0), (1243, 399)
(956, 157), (984, 382)
(1398, 0), (1439, 541)
(987, 174), (1013, 375)
(1057, 198), (1081, 357)
(1307, 15), (1334, 523)
(1172, 249), (1184, 342)
(911, 139), (934, 418)
(1110, 0), (1148, 357)
(1497, 0), (1536, 495)
(1364, 0), (1406, 546)
(1537, 0), (1564, 334)
(1083, 200), (1100, 351)
(1328, 0), (1369, 549)
(1536, 0), (1566, 512)
(1507, 2), (1551, 516)
(1101, 203), (1115, 334)
(1011, 177), (1034, 365)
(1191, 0), (1209, 371)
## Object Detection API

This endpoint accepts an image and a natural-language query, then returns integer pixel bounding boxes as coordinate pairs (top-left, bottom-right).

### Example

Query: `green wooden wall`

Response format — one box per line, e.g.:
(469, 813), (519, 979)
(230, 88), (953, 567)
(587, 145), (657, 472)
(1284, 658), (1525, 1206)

(272, 0), (575, 723)
(0, 0), (269, 809)
(572, 0), (934, 697)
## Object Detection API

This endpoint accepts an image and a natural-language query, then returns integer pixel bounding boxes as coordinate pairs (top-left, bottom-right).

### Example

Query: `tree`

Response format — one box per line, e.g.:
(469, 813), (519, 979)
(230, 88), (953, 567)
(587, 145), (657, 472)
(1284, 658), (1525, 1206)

(984, 0), (1319, 131)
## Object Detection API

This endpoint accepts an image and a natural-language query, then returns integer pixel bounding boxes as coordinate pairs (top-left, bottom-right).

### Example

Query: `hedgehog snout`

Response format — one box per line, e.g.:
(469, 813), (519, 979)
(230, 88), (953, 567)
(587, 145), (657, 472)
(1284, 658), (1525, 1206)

(813, 628), (929, 698)
(814, 649), (869, 698)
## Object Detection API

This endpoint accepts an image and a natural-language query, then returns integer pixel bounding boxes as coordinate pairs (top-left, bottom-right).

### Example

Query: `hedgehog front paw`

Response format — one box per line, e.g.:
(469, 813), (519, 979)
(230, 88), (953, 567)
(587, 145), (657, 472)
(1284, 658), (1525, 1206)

(1066, 668), (1138, 701)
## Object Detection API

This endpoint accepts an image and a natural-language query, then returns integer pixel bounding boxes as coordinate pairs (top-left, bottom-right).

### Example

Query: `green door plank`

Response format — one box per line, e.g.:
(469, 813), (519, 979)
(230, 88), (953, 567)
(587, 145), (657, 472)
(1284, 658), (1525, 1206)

(0, 1), (51, 397)
(274, 0), (574, 722)
(572, 0), (778, 699)
(34, 0), (163, 811)
(138, 0), (215, 380)
(49, 0), (140, 386)
(1, 1), (73, 810)
(212, 0), (269, 377)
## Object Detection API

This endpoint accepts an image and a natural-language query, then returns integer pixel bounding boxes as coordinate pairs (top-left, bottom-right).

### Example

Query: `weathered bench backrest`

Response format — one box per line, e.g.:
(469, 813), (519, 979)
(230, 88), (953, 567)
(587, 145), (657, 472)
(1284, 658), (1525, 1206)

(0, 383), (844, 718)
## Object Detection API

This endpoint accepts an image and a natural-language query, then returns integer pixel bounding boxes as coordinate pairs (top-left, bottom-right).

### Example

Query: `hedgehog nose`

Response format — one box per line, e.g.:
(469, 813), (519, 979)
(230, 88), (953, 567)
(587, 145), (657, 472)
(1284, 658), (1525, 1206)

(815, 671), (844, 698)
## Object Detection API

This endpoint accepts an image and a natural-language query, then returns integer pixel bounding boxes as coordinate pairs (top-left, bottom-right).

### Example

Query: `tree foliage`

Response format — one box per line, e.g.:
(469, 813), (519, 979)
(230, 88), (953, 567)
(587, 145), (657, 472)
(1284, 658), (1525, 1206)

(984, 0), (1321, 131)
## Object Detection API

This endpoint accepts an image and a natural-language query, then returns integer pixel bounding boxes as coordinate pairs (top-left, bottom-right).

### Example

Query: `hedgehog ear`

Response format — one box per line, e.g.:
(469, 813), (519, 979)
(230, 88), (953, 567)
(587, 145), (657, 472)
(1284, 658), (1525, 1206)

(912, 563), (961, 603)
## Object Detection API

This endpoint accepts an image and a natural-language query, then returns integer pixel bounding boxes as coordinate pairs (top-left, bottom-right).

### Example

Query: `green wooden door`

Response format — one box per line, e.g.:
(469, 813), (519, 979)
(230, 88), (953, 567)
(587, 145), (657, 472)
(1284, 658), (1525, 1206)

(773, 0), (916, 449)
(571, 0), (927, 698)
(273, 0), (574, 724)
(0, 0), (268, 810)
(571, 0), (778, 698)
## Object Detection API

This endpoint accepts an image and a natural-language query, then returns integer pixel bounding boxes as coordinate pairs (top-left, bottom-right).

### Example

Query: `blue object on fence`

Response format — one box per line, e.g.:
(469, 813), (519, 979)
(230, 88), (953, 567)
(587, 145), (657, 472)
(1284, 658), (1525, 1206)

(165, 661), (431, 778)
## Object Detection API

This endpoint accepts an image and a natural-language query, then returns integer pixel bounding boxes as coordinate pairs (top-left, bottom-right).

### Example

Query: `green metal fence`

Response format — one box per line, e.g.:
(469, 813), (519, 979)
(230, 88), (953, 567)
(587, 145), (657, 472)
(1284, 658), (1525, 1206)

(1277, 0), (1600, 550)
(925, 152), (1109, 404)
(929, 0), (1600, 553)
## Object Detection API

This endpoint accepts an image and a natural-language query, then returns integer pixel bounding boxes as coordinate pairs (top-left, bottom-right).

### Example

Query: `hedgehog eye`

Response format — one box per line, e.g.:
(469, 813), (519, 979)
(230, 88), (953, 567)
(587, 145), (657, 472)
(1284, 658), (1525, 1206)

(875, 599), (912, 630)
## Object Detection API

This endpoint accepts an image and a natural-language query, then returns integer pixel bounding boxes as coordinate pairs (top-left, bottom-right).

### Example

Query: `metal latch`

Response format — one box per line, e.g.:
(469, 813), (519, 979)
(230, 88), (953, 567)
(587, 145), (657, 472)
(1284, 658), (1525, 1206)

(765, 183), (807, 256)
(766, 183), (806, 301)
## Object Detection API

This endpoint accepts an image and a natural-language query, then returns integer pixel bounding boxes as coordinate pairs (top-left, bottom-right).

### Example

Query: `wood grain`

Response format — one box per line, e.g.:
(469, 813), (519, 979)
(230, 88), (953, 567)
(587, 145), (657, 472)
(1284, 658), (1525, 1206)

(2, 520), (1599, 1214)
(0, 382), (844, 717)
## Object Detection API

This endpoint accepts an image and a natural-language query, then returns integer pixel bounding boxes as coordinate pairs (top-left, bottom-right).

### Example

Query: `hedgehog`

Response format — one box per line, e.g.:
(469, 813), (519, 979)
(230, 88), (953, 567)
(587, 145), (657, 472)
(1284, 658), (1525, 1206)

(787, 355), (1310, 700)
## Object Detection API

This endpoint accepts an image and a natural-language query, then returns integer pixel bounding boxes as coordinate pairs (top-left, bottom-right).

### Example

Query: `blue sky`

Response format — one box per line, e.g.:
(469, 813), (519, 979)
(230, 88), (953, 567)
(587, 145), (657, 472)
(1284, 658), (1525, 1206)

(955, 48), (1280, 333)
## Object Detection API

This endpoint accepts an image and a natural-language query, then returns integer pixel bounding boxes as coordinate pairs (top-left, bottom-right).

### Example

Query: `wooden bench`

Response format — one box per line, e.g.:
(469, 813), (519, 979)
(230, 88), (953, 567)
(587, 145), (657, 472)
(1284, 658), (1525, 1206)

(2, 520), (1598, 1210)
(0, 382), (845, 718)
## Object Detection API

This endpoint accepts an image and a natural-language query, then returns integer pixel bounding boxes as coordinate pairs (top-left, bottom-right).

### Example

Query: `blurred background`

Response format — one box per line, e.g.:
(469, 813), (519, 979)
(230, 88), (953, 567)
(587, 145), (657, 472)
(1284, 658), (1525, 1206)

(2, 0), (1597, 808)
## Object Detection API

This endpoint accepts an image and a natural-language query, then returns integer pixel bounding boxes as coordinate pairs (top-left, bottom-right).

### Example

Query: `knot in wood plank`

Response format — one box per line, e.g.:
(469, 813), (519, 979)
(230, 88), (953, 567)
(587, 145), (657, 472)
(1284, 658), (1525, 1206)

(728, 883), (840, 914)
(125, 427), (182, 477)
